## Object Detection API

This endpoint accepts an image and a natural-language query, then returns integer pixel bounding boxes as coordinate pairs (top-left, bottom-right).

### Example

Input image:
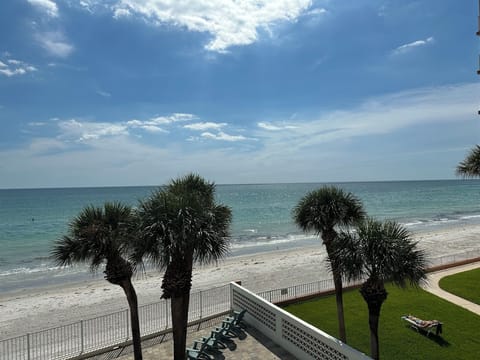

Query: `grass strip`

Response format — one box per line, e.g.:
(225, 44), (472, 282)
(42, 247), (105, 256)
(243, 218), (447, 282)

(284, 284), (480, 359)
(439, 268), (480, 305)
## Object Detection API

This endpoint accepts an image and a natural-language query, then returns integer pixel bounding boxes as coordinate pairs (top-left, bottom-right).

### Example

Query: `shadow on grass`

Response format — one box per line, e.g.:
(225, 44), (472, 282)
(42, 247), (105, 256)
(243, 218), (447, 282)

(405, 326), (451, 347)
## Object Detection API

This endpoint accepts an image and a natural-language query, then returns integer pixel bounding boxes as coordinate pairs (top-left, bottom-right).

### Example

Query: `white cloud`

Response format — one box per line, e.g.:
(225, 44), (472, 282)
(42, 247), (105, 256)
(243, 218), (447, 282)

(36, 32), (74, 58)
(58, 119), (129, 142)
(113, 0), (313, 52)
(146, 113), (197, 125)
(113, 8), (131, 18)
(392, 36), (434, 55)
(201, 131), (250, 142)
(257, 122), (297, 131)
(55, 113), (197, 142)
(27, 0), (59, 18)
(0, 58), (37, 77)
(306, 8), (327, 16)
(184, 122), (227, 131)
(140, 125), (167, 133)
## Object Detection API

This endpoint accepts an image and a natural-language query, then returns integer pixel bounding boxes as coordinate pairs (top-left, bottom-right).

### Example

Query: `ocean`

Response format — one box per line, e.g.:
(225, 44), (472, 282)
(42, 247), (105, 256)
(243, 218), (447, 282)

(1, 180), (480, 293)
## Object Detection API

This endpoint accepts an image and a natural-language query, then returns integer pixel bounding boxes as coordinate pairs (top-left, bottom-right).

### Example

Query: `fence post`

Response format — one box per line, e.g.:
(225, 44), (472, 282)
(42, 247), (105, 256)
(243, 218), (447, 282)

(27, 333), (31, 360)
(199, 291), (203, 319)
(80, 320), (84, 354)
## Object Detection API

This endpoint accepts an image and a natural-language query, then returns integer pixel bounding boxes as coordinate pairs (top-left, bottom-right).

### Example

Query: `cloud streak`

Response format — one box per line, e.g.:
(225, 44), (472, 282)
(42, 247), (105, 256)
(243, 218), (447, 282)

(184, 122), (227, 131)
(255, 82), (478, 159)
(257, 122), (297, 131)
(200, 131), (251, 142)
(392, 36), (434, 55)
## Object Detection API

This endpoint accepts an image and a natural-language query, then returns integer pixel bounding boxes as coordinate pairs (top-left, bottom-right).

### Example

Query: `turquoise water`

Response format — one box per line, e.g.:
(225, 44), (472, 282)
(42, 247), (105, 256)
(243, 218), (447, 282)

(1, 180), (480, 292)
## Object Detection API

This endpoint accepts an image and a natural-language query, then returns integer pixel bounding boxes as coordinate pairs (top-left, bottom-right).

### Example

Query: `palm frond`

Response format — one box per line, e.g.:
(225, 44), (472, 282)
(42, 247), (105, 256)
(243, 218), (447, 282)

(293, 186), (365, 235)
(51, 202), (135, 273)
(352, 218), (427, 288)
(457, 145), (480, 178)
(135, 174), (231, 271)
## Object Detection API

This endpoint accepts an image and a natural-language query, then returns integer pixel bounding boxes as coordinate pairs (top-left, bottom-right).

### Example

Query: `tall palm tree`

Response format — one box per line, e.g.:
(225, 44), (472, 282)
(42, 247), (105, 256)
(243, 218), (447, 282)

(334, 218), (427, 360)
(51, 203), (143, 360)
(134, 174), (232, 360)
(293, 186), (365, 343)
(457, 145), (480, 177)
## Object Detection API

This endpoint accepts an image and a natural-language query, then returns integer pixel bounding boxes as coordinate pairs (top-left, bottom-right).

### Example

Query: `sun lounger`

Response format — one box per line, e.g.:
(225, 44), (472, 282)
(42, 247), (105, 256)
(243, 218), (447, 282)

(401, 315), (443, 336)
(193, 330), (227, 351)
(214, 309), (247, 338)
(224, 309), (247, 329)
(214, 320), (241, 337)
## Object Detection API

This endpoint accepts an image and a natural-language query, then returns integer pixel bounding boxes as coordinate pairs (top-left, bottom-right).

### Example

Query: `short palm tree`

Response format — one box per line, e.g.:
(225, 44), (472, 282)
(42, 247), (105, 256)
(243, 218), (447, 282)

(457, 145), (480, 177)
(334, 218), (427, 360)
(134, 174), (232, 360)
(51, 203), (143, 360)
(293, 186), (365, 343)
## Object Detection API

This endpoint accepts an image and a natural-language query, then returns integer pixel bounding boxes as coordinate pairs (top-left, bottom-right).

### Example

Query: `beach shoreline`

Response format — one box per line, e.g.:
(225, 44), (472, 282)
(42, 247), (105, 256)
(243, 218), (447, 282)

(1, 223), (480, 339)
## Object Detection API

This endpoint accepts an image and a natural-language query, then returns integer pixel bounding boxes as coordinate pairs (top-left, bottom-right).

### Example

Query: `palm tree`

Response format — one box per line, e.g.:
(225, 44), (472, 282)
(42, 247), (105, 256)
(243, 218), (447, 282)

(457, 145), (480, 177)
(51, 203), (143, 360)
(334, 218), (427, 360)
(293, 186), (365, 343)
(134, 174), (232, 360)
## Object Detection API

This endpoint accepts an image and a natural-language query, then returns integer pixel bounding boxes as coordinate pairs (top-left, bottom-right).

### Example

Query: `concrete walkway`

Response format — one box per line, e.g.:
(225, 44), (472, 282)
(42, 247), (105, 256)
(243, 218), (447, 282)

(422, 261), (480, 315)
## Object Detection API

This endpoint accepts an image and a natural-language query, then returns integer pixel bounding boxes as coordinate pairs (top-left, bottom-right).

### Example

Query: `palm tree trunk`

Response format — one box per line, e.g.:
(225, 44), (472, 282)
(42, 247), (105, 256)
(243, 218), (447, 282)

(360, 281), (387, 360)
(333, 272), (347, 343)
(120, 279), (143, 360)
(171, 294), (189, 360)
(324, 234), (347, 343)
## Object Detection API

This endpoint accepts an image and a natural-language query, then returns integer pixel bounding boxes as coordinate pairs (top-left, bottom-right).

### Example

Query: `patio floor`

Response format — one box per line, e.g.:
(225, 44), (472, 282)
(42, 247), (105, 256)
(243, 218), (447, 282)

(91, 318), (296, 360)
(113, 323), (296, 360)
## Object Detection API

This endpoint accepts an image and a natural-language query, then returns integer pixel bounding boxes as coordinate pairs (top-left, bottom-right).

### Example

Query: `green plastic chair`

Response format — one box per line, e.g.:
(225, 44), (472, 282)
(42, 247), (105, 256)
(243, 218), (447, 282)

(186, 337), (214, 359)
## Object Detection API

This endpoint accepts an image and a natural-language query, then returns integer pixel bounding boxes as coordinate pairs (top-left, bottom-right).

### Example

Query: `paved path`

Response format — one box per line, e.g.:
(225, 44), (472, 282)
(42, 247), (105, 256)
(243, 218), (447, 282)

(422, 261), (480, 315)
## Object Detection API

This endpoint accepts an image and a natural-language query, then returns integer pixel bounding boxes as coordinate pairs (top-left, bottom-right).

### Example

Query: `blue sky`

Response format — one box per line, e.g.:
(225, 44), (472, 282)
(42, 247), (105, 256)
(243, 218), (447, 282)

(0, 0), (479, 188)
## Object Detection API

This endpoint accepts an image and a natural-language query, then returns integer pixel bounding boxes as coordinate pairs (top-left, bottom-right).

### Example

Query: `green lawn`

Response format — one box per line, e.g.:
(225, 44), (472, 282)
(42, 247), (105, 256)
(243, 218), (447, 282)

(439, 268), (480, 305)
(283, 285), (480, 360)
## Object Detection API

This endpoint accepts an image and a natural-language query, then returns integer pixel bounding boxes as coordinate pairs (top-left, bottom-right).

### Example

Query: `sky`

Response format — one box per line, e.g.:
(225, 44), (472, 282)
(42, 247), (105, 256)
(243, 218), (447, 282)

(0, 0), (479, 188)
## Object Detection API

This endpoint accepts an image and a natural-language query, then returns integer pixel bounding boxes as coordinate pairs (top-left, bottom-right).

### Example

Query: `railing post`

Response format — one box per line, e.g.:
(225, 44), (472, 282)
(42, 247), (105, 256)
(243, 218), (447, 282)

(80, 320), (84, 354)
(126, 309), (130, 340)
(165, 300), (169, 330)
(199, 291), (203, 319)
(27, 333), (31, 360)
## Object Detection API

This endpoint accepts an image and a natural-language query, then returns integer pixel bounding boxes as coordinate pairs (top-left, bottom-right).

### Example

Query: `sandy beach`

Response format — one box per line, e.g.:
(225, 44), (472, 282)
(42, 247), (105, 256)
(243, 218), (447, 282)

(1, 223), (480, 340)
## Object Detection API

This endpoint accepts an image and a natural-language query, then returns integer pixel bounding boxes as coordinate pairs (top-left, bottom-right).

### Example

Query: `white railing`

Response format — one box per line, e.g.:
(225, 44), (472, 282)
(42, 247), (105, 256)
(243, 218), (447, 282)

(429, 248), (480, 268)
(2, 248), (479, 360)
(0, 285), (230, 360)
(257, 278), (364, 304)
(231, 282), (372, 360)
